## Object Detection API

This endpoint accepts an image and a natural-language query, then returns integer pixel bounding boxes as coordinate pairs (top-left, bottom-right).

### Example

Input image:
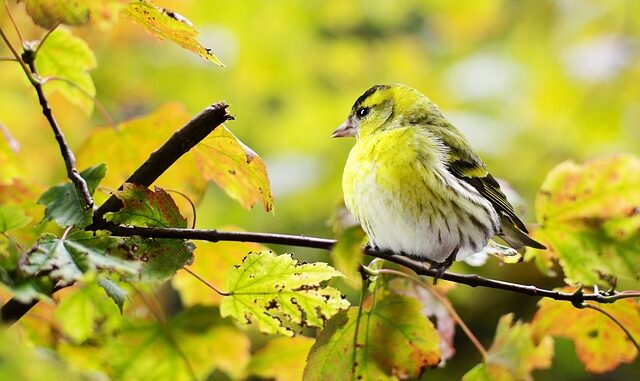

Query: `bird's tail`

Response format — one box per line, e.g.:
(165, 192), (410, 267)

(498, 215), (546, 251)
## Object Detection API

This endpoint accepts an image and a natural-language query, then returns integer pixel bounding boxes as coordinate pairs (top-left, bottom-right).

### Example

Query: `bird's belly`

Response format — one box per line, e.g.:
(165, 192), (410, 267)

(345, 167), (495, 264)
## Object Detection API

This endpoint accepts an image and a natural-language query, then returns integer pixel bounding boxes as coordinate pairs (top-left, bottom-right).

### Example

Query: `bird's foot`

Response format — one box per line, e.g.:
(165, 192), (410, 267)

(428, 247), (458, 284)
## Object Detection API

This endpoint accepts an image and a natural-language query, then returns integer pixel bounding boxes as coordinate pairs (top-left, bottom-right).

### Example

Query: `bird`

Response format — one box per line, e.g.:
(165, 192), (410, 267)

(333, 83), (545, 278)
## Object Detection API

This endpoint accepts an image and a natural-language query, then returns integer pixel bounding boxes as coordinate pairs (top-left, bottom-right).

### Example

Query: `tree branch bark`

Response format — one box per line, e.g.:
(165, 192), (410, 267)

(105, 225), (639, 305)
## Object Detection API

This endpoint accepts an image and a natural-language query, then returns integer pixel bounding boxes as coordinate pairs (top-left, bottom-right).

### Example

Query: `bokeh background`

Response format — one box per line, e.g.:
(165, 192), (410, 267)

(1, 0), (639, 379)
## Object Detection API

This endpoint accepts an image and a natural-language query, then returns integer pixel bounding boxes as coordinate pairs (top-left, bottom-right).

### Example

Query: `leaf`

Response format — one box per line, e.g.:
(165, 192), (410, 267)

(220, 251), (348, 336)
(98, 277), (127, 314)
(194, 125), (274, 212)
(107, 183), (193, 281)
(76, 103), (207, 210)
(463, 314), (553, 381)
(330, 225), (365, 288)
(108, 306), (250, 381)
(23, 0), (125, 28)
(0, 205), (30, 233)
(304, 295), (441, 381)
(53, 281), (122, 343)
(532, 293), (640, 374)
(35, 27), (97, 114)
(106, 183), (187, 228)
(527, 155), (640, 286)
(123, 237), (194, 282)
(122, 0), (224, 66)
(19, 230), (139, 286)
(172, 235), (269, 306)
(248, 336), (314, 381)
(37, 164), (106, 228)
(388, 277), (457, 363)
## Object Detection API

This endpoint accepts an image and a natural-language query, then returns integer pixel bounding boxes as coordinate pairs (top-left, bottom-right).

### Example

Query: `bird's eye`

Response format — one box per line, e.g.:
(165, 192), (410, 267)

(356, 107), (370, 118)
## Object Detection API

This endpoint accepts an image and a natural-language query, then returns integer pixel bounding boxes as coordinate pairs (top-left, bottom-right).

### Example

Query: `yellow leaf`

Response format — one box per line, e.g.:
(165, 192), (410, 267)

(193, 125), (274, 212)
(248, 336), (314, 381)
(532, 291), (640, 374)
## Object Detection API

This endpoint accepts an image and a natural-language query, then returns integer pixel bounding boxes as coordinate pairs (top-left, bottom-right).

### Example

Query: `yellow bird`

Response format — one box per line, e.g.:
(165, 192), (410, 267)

(333, 84), (545, 276)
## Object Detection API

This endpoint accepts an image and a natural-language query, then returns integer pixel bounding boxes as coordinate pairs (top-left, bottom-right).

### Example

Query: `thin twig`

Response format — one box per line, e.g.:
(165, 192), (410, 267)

(582, 303), (640, 353)
(370, 267), (488, 361)
(182, 267), (230, 296)
(41, 76), (116, 128)
(4, 1), (24, 45)
(0, 122), (20, 152)
(104, 225), (640, 305)
(20, 45), (94, 209)
(0, 56), (17, 62)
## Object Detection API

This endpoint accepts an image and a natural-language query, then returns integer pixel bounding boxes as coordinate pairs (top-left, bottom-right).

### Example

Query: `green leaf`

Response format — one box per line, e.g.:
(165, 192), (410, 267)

(35, 27), (97, 114)
(527, 154), (640, 287)
(248, 336), (315, 381)
(19, 230), (139, 285)
(54, 281), (122, 343)
(304, 295), (441, 381)
(108, 306), (250, 381)
(123, 237), (194, 282)
(122, 0), (224, 66)
(37, 164), (106, 228)
(98, 277), (127, 314)
(23, 0), (125, 28)
(220, 251), (349, 336)
(194, 125), (274, 212)
(330, 225), (365, 288)
(106, 183), (187, 228)
(0, 205), (30, 233)
(463, 314), (553, 381)
(107, 184), (193, 281)
(532, 292), (640, 374)
(0, 272), (53, 304)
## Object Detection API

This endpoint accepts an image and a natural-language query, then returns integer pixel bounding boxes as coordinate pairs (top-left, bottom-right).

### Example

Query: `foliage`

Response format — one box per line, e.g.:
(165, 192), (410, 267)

(220, 250), (349, 336)
(1, 1), (639, 381)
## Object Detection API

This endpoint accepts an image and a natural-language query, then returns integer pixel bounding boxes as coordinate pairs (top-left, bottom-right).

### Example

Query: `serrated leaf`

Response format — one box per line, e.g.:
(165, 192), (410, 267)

(37, 164), (106, 228)
(304, 295), (441, 381)
(54, 281), (122, 343)
(123, 237), (194, 282)
(98, 277), (127, 314)
(35, 27), (97, 114)
(248, 336), (314, 381)
(172, 235), (269, 306)
(194, 125), (274, 212)
(122, 0), (224, 66)
(527, 155), (640, 286)
(19, 230), (139, 285)
(330, 225), (365, 288)
(76, 103), (207, 211)
(0, 205), (30, 233)
(463, 314), (553, 381)
(23, 0), (125, 28)
(532, 292), (640, 374)
(108, 306), (250, 381)
(106, 183), (187, 228)
(220, 251), (348, 336)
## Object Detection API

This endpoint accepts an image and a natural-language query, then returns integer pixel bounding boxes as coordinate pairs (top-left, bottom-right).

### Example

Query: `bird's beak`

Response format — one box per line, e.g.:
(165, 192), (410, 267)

(332, 119), (356, 138)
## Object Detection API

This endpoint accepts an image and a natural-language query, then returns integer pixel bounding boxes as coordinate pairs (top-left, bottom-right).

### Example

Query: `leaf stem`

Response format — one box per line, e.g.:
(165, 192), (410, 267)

(182, 267), (230, 296)
(33, 23), (60, 59)
(4, 1), (24, 45)
(582, 303), (640, 353)
(41, 76), (116, 128)
(0, 27), (38, 85)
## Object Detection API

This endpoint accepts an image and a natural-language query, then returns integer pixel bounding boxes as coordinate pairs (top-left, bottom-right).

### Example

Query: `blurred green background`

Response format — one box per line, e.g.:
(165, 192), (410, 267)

(1, 0), (639, 379)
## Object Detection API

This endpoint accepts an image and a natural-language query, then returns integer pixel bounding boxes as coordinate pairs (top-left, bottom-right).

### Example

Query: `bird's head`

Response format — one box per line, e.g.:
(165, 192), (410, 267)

(332, 83), (433, 139)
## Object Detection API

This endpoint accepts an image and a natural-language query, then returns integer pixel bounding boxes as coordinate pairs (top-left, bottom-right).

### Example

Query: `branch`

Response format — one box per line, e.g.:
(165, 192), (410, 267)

(1, 25), (96, 210)
(105, 225), (639, 305)
(88, 102), (234, 229)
